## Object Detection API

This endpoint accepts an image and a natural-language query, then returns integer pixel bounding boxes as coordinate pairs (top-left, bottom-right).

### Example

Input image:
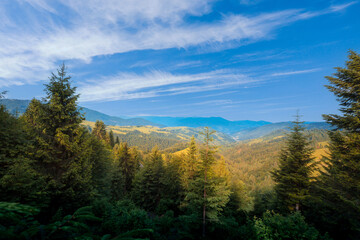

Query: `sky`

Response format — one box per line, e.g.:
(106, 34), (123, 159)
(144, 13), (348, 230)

(1, 0), (360, 122)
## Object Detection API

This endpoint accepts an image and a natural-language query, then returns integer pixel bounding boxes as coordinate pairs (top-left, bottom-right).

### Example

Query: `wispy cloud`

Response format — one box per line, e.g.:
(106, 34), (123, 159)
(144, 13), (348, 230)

(0, 0), (355, 87)
(271, 68), (321, 77)
(78, 69), (257, 102)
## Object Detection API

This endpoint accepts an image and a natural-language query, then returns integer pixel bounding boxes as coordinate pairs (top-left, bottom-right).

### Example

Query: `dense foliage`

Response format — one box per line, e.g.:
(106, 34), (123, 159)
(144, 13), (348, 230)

(1, 51), (360, 239)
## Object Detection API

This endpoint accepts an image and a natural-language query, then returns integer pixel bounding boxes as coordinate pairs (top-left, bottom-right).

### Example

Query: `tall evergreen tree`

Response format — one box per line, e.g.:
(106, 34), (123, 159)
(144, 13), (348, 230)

(112, 142), (139, 200)
(0, 98), (46, 206)
(312, 50), (360, 238)
(22, 64), (94, 212)
(271, 115), (315, 212)
(182, 136), (199, 190)
(185, 127), (230, 238)
(132, 147), (165, 212)
(109, 130), (115, 148)
(92, 120), (109, 143)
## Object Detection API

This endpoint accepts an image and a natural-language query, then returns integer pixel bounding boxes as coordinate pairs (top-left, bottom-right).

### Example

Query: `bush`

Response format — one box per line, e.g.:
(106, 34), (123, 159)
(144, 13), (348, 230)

(253, 211), (330, 240)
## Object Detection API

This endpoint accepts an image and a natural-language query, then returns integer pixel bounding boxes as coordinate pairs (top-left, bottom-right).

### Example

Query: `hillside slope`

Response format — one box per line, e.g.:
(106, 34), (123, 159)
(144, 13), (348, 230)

(233, 121), (332, 140)
(82, 121), (236, 152)
(222, 129), (330, 194)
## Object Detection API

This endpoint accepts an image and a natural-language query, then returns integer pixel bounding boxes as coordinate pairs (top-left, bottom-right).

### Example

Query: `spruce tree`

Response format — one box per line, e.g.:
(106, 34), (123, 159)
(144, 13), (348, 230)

(271, 115), (315, 212)
(22, 64), (93, 212)
(109, 130), (115, 148)
(182, 136), (199, 190)
(112, 142), (139, 200)
(185, 127), (230, 237)
(92, 120), (108, 143)
(313, 50), (360, 238)
(132, 147), (165, 212)
(0, 98), (46, 206)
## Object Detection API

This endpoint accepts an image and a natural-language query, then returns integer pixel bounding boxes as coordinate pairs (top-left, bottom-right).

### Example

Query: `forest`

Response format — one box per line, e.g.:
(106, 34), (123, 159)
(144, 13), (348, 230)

(0, 51), (359, 240)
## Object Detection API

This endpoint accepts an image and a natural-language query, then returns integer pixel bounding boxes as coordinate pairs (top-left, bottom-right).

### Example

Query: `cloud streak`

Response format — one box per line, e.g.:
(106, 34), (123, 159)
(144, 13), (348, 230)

(78, 69), (256, 102)
(271, 68), (321, 77)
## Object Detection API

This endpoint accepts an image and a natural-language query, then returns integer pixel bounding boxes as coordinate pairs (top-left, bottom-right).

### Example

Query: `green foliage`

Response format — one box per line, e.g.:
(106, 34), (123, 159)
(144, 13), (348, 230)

(271, 117), (316, 212)
(109, 130), (115, 148)
(0, 105), (28, 177)
(253, 211), (328, 240)
(184, 128), (231, 237)
(93, 120), (110, 144)
(21, 65), (98, 212)
(92, 199), (153, 238)
(221, 129), (329, 195)
(310, 50), (360, 239)
(181, 136), (199, 189)
(0, 104), (46, 207)
(131, 147), (165, 212)
(113, 143), (139, 196)
(0, 202), (40, 240)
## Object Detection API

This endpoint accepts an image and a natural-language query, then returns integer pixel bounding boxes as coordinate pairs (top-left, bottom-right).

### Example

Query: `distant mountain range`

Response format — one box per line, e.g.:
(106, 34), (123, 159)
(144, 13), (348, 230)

(233, 121), (332, 141)
(142, 116), (270, 134)
(0, 99), (332, 141)
(0, 99), (163, 127)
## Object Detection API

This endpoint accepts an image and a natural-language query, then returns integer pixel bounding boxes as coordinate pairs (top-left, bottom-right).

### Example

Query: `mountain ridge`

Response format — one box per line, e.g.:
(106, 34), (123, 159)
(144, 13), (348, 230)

(0, 99), (331, 141)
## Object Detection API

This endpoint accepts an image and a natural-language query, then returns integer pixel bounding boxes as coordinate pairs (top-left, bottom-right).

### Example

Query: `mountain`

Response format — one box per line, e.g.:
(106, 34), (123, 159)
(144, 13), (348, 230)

(233, 121), (332, 141)
(80, 107), (164, 127)
(142, 116), (271, 134)
(0, 99), (331, 142)
(82, 121), (236, 151)
(0, 99), (162, 127)
(0, 99), (31, 116)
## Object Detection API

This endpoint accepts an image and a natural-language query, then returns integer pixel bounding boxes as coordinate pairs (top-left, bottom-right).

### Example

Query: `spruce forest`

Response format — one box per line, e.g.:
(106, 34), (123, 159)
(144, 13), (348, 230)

(0, 51), (360, 239)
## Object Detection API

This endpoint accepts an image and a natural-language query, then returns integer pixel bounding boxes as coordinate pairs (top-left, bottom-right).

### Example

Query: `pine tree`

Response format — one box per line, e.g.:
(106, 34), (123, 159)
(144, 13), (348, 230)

(313, 50), (360, 238)
(115, 136), (120, 145)
(271, 115), (315, 212)
(92, 120), (108, 143)
(112, 142), (139, 200)
(0, 99), (46, 207)
(109, 130), (115, 148)
(182, 136), (199, 189)
(185, 127), (230, 237)
(22, 64), (94, 213)
(132, 147), (165, 211)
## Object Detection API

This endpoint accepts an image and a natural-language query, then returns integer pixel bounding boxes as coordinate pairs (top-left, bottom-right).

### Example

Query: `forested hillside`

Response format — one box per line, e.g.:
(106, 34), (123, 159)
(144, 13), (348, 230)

(221, 129), (330, 194)
(82, 121), (235, 151)
(1, 51), (360, 239)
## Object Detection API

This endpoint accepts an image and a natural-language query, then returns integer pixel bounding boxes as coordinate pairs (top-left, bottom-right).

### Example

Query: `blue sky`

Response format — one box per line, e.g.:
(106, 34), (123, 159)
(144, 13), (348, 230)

(1, 0), (359, 122)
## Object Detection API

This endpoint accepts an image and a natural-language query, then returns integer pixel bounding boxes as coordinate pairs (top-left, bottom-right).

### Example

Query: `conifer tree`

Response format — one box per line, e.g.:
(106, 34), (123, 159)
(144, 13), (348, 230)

(112, 142), (139, 199)
(313, 50), (360, 238)
(22, 64), (93, 212)
(132, 147), (165, 211)
(92, 120), (109, 143)
(182, 136), (199, 189)
(271, 115), (315, 212)
(185, 127), (230, 237)
(115, 136), (120, 145)
(0, 98), (46, 206)
(109, 130), (115, 148)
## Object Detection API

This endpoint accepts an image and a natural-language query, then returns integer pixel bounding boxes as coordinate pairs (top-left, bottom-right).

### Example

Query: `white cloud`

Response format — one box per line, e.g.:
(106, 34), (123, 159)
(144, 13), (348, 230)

(0, 0), (356, 87)
(271, 68), (321, 77)
(78, 69), (256, 102)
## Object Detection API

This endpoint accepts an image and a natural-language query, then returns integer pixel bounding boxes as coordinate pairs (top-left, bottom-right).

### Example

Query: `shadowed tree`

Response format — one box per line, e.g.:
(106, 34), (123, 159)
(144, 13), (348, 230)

(311, 50), (360, 239)
(271, 114), (315, 212)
